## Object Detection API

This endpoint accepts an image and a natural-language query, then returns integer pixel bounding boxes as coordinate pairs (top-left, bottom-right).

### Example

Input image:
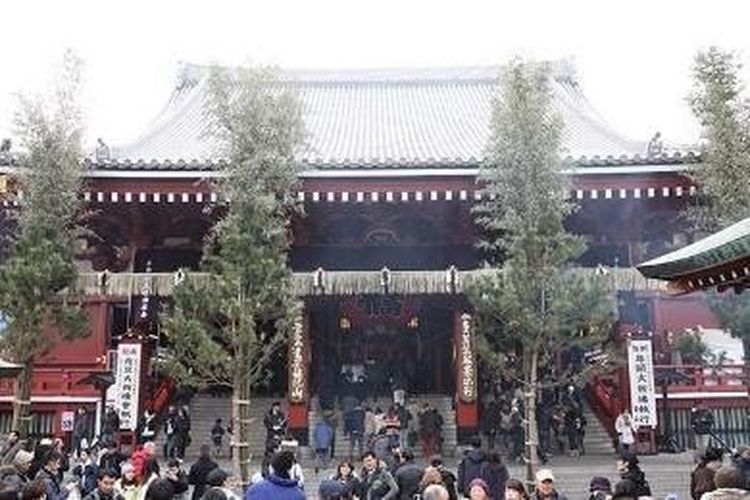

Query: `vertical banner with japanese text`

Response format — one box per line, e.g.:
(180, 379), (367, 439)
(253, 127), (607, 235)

(456, 312), (477, 403)
(628, 338), (657, 427)
(115, 343), (142, 430)
(288, 313), (309, 405)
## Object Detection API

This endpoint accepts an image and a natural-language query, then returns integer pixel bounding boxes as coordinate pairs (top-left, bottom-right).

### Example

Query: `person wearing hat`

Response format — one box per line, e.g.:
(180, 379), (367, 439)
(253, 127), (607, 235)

(468, 478), (491, 500)
(532, 469), (568, 500)
(588, 476), (612, 500)
(0, 449), (33, 489)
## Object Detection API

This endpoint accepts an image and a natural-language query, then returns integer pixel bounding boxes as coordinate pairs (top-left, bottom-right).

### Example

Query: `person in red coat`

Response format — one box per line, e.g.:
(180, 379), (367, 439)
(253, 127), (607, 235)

(130, 442), (156, 484)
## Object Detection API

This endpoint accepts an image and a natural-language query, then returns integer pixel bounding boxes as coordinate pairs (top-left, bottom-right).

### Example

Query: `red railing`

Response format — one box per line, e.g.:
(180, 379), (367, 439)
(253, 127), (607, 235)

(654, 364), (747, 393)
(589, 374), (622, 418)
(149, 377), (174, 415)
(0, 367), (101, 397)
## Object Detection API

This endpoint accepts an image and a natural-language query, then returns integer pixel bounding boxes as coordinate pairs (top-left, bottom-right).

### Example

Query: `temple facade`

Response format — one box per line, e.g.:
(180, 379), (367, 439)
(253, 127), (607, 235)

(0, 64), (744, 449)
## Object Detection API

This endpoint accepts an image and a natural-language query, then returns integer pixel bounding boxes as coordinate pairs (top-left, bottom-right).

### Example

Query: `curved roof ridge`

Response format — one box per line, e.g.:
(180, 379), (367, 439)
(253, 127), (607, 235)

(175, 60), (579, 87)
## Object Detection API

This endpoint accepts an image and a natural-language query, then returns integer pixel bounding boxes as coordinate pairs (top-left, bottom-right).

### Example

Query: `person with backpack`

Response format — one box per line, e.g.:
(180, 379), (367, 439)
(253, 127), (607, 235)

(458, 437), (487, 497)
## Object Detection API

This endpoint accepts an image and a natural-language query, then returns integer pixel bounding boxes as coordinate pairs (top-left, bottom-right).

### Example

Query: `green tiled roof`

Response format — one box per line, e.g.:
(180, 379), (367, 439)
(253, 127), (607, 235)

(637, 218), (750, 279)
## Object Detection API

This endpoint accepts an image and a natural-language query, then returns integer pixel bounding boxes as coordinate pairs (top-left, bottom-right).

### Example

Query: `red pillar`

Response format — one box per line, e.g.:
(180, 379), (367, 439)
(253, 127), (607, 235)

(454, 310), (478, 440)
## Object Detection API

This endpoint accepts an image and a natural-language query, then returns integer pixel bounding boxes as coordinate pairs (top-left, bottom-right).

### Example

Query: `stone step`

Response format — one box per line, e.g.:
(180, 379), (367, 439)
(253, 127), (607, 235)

(155, 395), (278, 459)
(308, 394), (458, 458)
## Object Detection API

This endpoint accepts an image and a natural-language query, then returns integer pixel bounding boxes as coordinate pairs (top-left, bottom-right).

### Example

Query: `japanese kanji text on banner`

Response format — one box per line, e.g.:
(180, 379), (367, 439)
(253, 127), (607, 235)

(628, 339), (657, 427)
(115, 343), (142, 430)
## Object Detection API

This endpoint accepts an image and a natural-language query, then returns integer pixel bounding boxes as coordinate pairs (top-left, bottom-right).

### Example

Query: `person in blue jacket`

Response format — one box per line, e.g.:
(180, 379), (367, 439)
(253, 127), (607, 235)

(314, 419), (334, 474)
(245, 451), (304, 500)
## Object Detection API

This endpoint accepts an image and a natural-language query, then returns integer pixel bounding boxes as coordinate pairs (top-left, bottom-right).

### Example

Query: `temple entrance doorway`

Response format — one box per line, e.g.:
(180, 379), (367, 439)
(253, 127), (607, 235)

(309, 295), (454, 409)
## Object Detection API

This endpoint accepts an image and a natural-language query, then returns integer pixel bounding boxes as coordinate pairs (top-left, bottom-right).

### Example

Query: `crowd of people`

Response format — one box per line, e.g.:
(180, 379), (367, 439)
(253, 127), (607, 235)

(305, 439), (657, 500)
(481, 384), (588, 463)
(305, 401), (445, 471)
(0, 423), (247, 500)
(2, 392), (747, 500)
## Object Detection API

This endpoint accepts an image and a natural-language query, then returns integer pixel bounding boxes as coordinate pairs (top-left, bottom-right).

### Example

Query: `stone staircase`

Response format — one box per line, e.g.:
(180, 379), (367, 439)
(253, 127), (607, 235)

(155, 395), (278, 459)
(581, 401), (617, 456)
(307, 394), (458, 458)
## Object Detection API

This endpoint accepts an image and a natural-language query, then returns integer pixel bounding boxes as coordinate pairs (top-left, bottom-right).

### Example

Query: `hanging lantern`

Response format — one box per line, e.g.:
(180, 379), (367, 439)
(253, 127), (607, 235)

(380, 267), (391, 294)
(407, 316), (419, 329)
(339, 316), (351, 332)
(445, 265), (459, 294)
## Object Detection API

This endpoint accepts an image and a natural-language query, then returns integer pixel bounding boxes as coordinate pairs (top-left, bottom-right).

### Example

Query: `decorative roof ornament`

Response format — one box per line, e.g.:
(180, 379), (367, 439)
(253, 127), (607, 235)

(95, 139), (110, 162)
(0, 139), (11, 165)
(647, 132), (664, 158)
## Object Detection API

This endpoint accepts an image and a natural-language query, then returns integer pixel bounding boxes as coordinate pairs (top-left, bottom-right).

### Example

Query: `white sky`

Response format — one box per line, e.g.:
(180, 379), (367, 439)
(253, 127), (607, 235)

(2, 0), (750, 150)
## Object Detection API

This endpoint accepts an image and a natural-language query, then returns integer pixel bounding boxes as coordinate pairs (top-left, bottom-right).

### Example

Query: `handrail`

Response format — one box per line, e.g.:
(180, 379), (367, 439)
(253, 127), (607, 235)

(654, 364), (746, 391)
(149, 378), (174, 414)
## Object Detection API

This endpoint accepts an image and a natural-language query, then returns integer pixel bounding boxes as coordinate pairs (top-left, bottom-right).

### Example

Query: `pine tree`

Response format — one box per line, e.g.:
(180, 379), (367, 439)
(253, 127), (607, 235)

(470, 60), (613, 479)
(0, 50), (88, 437)
(687, 47), (750, 380)
(162, 65), (304, 483)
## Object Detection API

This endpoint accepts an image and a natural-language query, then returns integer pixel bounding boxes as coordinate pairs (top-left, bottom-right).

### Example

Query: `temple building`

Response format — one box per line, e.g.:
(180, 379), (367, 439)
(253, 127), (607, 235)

(0, 63), (745, 452)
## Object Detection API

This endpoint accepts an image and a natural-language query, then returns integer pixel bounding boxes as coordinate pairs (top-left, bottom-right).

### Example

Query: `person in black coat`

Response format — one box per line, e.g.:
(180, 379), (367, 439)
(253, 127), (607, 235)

(616, 455), (651, 498)
(458, 437), (487, 497)
(480, 453), (509, 500)
(164, 460), (188, 499)
(187, 445), (218, 500)
(263, 403), (287, 450)
(73, 408), (91, 457)
(99, 442), (127, 478)
(102, 407), (120, 444)
(394, 450), (423, 500)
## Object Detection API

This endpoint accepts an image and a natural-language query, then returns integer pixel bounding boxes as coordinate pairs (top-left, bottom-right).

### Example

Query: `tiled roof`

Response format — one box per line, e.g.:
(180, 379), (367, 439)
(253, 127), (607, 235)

(0, 63), (690, 172)
(107, 64), (655, 170)
(638, 217), (750, 280)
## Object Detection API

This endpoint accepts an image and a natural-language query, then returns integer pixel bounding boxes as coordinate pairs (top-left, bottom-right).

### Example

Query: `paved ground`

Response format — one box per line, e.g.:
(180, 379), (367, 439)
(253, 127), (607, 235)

(181, 450), (695, 499)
